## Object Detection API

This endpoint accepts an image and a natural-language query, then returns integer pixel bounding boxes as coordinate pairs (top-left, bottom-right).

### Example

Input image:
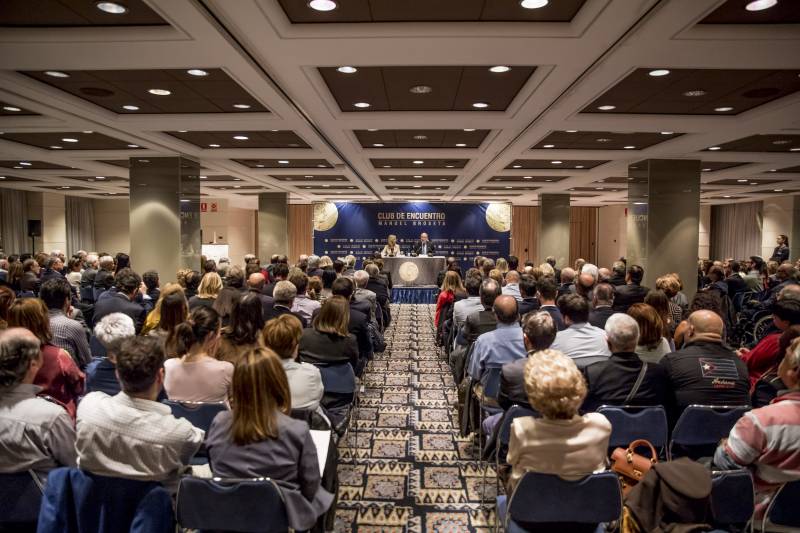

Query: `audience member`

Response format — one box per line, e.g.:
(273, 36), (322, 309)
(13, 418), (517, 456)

(92, 268), (148, 333)
(40, 277), (91, 368)
(502, 270), (523, 302)
(289, 270), (320, 324)
(0, 285), (15, 330)
(85, 313), (135, 396)
(218, 292), (266, 364)
(612, 265), (649, 312)
(142, 270), (160, 302)
(737, 298), (800, 388)
(353, 270), (378, 325)
(213, 284), (241, 328)
(299, 296), (358, 369)
(655, 274), (685, 323)
(536, 278), (565, 331)
(588, 283), (615, 329)
(550, 293), (611, 367)
(557, 267), (576, 298)
(459, 279), (501, 345)
(673, 291), (724, 348)
(184, 269), (202, 299)
(329, 277), (373, 365)
(627, 303), (672, 363)
(189, 271), (222, 310)
(264, 280), (308, 327)
(453, 274), (483, 330)
(264, 263), (290, 297)
(467, 295), (525, 388)
(517, 275), (540, 316)
(436, 271), (465, 327)
(263, 314), (323, 412)
(148, 286), (188, 357)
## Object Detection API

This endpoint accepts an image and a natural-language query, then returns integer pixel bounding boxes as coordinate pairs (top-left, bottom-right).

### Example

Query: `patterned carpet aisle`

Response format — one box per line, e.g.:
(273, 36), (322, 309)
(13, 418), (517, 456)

(334, 303), (497, 532)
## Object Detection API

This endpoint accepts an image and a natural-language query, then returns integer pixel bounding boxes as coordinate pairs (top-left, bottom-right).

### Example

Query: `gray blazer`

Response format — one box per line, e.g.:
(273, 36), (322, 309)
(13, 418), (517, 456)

(205, 410), (333, 531)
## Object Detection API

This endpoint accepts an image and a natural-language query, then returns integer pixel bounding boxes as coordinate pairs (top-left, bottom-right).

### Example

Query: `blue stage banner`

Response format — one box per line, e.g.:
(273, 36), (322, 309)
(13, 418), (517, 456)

(312, 202), (511, 271)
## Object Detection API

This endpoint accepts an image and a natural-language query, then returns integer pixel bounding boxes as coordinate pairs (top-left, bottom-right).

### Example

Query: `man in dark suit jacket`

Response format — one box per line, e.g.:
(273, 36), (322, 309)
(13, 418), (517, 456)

(458, 279), (501, 345)
(365, 263), (391, 326)
(330, 277), (373, 366)
(246, 272), (274, 317)
(411, 232), (436, 256)
(20, 258), (42, 294)
(608, 261), (627, 287)
(498, 310), (557, 410)
(612, 264), (650, 313)
(263, 280), (307, 327)
(536, 278), (565, 331)
(262, 263), (289, 298)
(92, 269), (148, 333)
(588, 283), (615, 330)
(724, 261), (747, 299)
(517, 275), (540, 316)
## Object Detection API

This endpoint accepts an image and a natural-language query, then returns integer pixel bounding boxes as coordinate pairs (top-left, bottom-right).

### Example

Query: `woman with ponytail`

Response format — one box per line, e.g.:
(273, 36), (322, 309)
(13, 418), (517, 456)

(163, 306), (233, 403)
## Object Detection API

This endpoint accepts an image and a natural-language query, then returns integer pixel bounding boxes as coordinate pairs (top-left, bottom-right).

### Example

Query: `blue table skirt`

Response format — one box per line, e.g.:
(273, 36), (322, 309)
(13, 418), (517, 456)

(392, 287), (438, 304)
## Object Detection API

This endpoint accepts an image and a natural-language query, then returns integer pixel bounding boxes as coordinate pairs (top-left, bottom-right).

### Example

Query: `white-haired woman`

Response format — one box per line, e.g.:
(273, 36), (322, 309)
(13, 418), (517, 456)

(84, 312), (136, 396)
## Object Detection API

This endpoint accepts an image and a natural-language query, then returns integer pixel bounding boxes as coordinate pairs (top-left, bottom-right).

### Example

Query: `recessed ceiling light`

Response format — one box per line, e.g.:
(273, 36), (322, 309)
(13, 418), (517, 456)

(187, 69), (208, 77)
(750, 182), (758, 185)
(2, 106), (21, 112)
(551, 160), (563, 164)
(455, 143), (467, 147)
(308, 0), (337, 11)
(737, 179), (748, 182)
(520, 0), (548, 8)
(367, 129), (379, 132)
(512, 164), (522, 168)
(575, 165), (585, 169)
(233, 135), (249, 140)
(723, 195), (731, 198)
(354, 102), (370, 108)
(543, 144), (555, 148)
(148, 88), (171, 96)
(383, 165), (391, 168)
(595, 187), (604, 190)
(278, 160), (290, 164)
(774, 188), (783, 192)
(388, 178), (396, 181)
(596, 138), (611, 142)
(445, 165), (455, 168)
(233, 185), (241, 189)
(305, 175), (313, 178)
(208, 144), (220, 148)
(127, 144), (139, 148)
(373, 143), (384, 147)
(322, 184), (330, 188)
(19, 162), (32, 166)
(624, 145), (636, 149)
(60, 186), (71, 189)
(413, 160), (424, 164)
(122, 105), (139, 111)
(597, 105), (616, 111)
(13, 166), (23, 169)
(0, 176), (5, 180)
(233, 104), (251, 109)
(714, 106), (734, 112)
(683, 89), (707, 97)
(565, 130), (578, 133)
(490, 66), (511, 73)
(95, 176), (106, 180)
(409, 85), (432, 94)
(708, 146), (721, 151)
(472, 102), (489, 108)
(413, 185), (421, 188)
(523, 176), (532, 179)
(255, 164), (265, 168)
(702, 168), (711, 172)
(44, 70), (69, 78)
(337, 66), (357, 74)
(648, 69), (670, 77)
(463, 129), (476, 132)
(746, 0), (778, 11)
(772, 140), (791, 145)
(413, 175), (422, 178)
(61, 137), (78, 143)
(96, 2), (128, 15)
(769, 169), (777, 172)
(178, 130), (188, 133)
(660, 131), (674, 135)
(791, 147), (800, 152)
(440, 178), (447, 181)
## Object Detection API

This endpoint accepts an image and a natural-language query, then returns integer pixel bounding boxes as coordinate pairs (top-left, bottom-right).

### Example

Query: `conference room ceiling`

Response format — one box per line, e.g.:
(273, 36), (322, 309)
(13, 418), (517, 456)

(0, 0), (798, 206)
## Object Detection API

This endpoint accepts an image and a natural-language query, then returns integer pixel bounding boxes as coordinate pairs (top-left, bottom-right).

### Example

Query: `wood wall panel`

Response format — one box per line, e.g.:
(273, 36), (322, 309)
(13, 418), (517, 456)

(569, 207), (598, 266)
(511, 206), (539, 262)
(287, 204), (313, 262)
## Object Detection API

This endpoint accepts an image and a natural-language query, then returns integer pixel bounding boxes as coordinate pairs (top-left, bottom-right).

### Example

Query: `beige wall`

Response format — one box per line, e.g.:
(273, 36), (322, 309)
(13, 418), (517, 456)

(761, 196), (793, 260)
(25, 192), (66, 254)
(597, 205), (627, 268)
(94, 199), (130, 254)
(698, 205), (711, 260)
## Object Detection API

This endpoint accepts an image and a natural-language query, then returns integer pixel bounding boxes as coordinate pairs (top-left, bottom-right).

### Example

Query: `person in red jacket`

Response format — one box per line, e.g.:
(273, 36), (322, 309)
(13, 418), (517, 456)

(435, 271), (465, 328)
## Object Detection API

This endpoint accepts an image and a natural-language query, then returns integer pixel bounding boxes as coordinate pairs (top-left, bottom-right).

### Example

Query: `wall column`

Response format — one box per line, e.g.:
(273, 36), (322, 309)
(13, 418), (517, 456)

(627, 159), (701, 296)
(538, 193), (570, 267)
(257, 192), (289, 261)
(129, 157), (200, 283)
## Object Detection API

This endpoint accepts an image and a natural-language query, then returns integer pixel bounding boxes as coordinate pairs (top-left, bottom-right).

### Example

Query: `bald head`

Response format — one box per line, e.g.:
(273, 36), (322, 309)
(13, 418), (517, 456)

(688, 310), (724, 337)
(493, 294), (519, 325)
(578, 272), (595, 289)
(561, 268), (575, 284)
(247, 272), (265, 291)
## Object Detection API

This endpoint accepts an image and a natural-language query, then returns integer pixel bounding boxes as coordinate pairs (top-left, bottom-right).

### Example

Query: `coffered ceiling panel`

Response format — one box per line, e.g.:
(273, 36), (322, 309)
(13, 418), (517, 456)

(167, 130), (310, 149)
(0, 160), (71, 169)
(278, 0), (586, 23)
(270, 175), (348, 182)
(532, 131), (682, 150)
(233, 159), (333, 169)
(355, 129), (489, 148)
(477, 186), (540, 191)
(380, 175), (458, 182)
(21, 69), (268, 114)
(583, 68), (800, 115)
(198, 175), (244, 182)
(699, 1), (800, 24)
(1, 131), (141, 150)
(704, 134), (800, 152)
(297, 184), (359, 190)
(386, 185), (448, 190)
(707, 178), (789, 186)
(777, 165), (800, 173)
(319, 66), (535, 112)
(64, 175), (126, 183)
(0, 0), (169, 27)
(506, 159), (608, 169)
(370, 158), (468, 169)
(39, 185), (90, 190)
(489, 176), (568, 183)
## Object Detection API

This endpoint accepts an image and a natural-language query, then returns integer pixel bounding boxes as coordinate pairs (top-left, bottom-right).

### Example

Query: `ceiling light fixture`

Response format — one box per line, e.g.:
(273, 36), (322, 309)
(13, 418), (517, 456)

(723, 195), (731, 198)
(50, 145), (62, 149)
(61, 138), (78, 143)
(44, 70), (69, 78)
(648, 69), (670, 77)
(122, 105), (139, 111)
(256, 164), (265, 168)
(455, 143), (467, 147)
(702, 168), (711, 172)
(596, 138), (611, 142)
(660, 131), (674, 135)
(714, 106), (734, 112)
(187, 69), (208, 76)
(409, 85), (432, 94)
(472, 102), (489, 108)
(683, 89), (707, 97)
(233, 135), (249, 140)
(523, 176), (532, 179)
(445, 165), (455, 168)
(127, 144), (139, 148)
(512, 165), (522, 168)
(413, 135), (428, 140)
(208, 144), (220, 148)
(551, 160), (563, 164)
(367, 129), (379, 132)
(774, 188), (784, 192)
(490, 66), (510, 73)
(597, 105), (616, 111)
(543, 144), (555, 148)
(413, 175), (422, 178)
(278, 160), (290, 164)
(95, 176), (105, 180)
(624, 145), (636, 149)
(520, 0), (548, 8)
(413, 160), (424, 164)
(373, 143), (384, 147)
(791, 147), (800, 152)
(2, 106), (21, 112)
(233, 104), (251, 109)
(566, 130), (578, 133)
(463, 129), (476, 132)
(178, 130), (188, 133)
(96, 2), (128, 15)
(308, 0), (337, 12)
(708, 146), (721, 151)
(19, 162), (32, 166)
(576, 165), (585, 169)
(746, 0), (778, 11)
(353, 102), (371, 108)
(772, 140), (791, 145)
(737, 179), (748, 182)
(337, 66), (357, 74)
(148, 88), (171, 96)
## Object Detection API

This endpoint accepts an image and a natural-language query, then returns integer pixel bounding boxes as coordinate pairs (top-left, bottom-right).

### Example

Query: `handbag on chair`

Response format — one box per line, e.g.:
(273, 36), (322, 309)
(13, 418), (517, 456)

(611, 439), (658, 495)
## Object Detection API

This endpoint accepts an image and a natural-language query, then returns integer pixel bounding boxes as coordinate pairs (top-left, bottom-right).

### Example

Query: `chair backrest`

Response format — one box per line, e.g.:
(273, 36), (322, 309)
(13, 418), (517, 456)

(316, 363), (356, 394)
(176, 477), (289, 533)
(670, 405), (749, 459)
(766, 480), (800, 528)
(710, 470), (754, 527)
(597, 405), (668, 451)
(496, 405), (540, 463)
(482, 366), (503, 399)
(0, 471), (43, 527)
(508, 472), (622, 525)
(163, 400), (227, 432)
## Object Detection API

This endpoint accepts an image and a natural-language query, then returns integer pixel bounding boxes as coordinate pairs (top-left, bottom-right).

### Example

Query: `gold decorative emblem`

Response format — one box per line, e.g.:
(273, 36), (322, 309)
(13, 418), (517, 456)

(485, 202), (511, 232)
(399, 261), (420, 282)
(313, 202), (339, 232)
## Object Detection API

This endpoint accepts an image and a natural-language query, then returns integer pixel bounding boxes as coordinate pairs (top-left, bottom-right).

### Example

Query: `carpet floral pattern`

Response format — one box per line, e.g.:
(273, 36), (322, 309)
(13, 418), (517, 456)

(334, 304), (498, 532)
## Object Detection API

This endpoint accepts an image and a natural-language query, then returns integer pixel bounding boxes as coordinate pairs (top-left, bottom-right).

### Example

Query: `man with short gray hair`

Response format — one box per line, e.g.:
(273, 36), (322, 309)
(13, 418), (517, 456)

(609, 261), (627, 286)
(581, 313), (669, 412)
(307, 255), (322, 278)
(264, 280), (307, 327)
(353, 270), (378, 325)
(93, 255), (116, 300)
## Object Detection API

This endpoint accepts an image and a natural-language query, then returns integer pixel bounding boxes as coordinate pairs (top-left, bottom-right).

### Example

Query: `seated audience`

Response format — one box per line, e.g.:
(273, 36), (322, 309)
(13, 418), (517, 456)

(453, 273), (483, 331)
(184, 269), (201, 299)
(142, 282), (185, 335)
(7, 298), (84, 418)
(627, 303), (672, 363)
(246, 272), (274, 316)
(536, 278), (565, 331)
(205, 348), (333, 531)
(467, 295), (525, 385)
(92, 268), (148, 333)
(85, 313), (136, 396)
(502, 270), (523, 302)
(40, 277), (91, 368)
(213, 283), (241, 328)
(714, 335), (800, 516)
(582, 313), (670, 412)
(329, 277), (373, 364)
(299, 296), (358, 369)
(661, 310), (750, 423)
(673, 291), (724, 348)
(588, 283), (615, 329)
(506, 349), (611, 492)
(76, 335), (204, 491)
(436, 271), (464, 327)
(147, 286), (189, 358)
(165, 306), (233, 403)
(644, 289), (677, 339)
(289, 270), (321, 324)
(0, 327), (77, 481)
(751, 325), (800, 407)
(264, 263), (289, 297)
(142, 270), (160, 302)
(517, 274), (540, 316)
(737, 299), (800, 389)
(189, 271), (222, 310)
(655, 274), (686, 325)
(218, 292), (265, 364)
(263, 314), (323, 412)
(264, 280), (308, 327)
(550, 293), (611, 367)
(353, 270), (378, 326)
(612, 264), (649, 312)
(459, 279), (501, 345)
(0, 285), (15, 330)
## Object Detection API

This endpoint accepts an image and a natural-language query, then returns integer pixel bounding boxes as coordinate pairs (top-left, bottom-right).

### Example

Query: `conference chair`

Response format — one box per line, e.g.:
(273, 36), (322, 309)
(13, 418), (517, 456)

(496, 472), (622, 533)
(316, 362), (362, 454)
(0, 471), (43, 533)
(709, 470), (754, 531)
(476, 366), (503, 507)
(163, 400), (227, 464)
(759, 481), (800, 532)
(597, 405), (669, 458)
(37, 467), (173, 533)
(176, 477), (289, 533)
(669, 405), (750, 460)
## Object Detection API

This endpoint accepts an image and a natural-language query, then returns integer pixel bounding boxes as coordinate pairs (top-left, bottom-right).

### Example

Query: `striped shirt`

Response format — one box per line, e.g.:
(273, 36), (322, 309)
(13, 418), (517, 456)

(725, 390), (800, 491)
(48, 309), (91, 368)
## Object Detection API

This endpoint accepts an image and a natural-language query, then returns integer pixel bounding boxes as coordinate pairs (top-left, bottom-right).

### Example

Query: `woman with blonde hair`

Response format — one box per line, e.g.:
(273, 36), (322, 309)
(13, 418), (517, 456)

(298, 296), (357, 369)
(205, 348), (333, 531)
(495, 257), (509, 275)
(189, 272), (222, 311)
(436, 270), (465, 327)
(381, 234), (401, 257)
(655, 275), (685, 324)
(506, 349), (610, 492)
(141, 282), (186, 335)
(627, 303), (672, 363)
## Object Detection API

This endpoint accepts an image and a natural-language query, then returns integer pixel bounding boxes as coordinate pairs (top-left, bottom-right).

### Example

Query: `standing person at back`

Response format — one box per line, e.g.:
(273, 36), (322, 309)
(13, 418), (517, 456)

(612, 265), (649, 312)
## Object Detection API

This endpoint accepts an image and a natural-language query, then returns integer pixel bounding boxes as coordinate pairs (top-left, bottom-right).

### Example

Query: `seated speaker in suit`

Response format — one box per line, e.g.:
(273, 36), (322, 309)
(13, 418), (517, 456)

(411, 232), (436, 256)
